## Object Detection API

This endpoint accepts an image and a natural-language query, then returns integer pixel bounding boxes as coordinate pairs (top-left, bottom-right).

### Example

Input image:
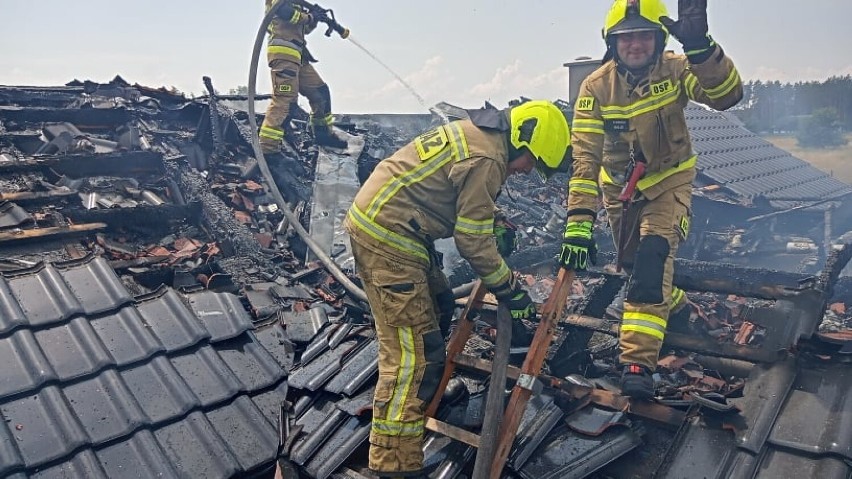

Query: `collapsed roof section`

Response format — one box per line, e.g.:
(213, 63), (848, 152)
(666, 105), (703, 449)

(1, 77), (852, 479)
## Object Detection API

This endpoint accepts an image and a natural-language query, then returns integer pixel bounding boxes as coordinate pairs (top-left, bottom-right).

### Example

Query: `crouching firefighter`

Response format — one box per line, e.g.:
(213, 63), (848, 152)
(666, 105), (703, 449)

(344, 100), (571, 477)
(560, 0), (742, 399)
(259, 0), (348, 154)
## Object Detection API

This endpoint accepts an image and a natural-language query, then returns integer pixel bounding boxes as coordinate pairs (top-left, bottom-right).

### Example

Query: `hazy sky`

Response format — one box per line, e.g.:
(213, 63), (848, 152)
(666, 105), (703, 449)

(2, 1), (851, 113)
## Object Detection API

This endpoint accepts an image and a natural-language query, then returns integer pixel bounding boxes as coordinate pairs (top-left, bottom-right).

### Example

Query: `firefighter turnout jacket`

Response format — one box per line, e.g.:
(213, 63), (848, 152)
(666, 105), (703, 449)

(567, 45), (742, 221)
(345, 119), (514, 297)
(567, 45), (742, 369)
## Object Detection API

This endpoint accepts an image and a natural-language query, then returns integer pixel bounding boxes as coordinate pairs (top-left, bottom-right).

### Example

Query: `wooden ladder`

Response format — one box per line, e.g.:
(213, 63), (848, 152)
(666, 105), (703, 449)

(424, 268), (576, 478)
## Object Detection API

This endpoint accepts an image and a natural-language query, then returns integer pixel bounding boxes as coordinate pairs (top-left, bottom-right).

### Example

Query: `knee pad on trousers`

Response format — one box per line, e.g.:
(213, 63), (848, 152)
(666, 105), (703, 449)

(417, 329), (446, 403)
(626, 235), (669, 305)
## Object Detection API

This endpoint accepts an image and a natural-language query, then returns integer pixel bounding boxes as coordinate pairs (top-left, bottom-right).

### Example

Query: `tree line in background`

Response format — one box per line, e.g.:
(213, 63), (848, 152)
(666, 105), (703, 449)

(733, 75), (851, 148)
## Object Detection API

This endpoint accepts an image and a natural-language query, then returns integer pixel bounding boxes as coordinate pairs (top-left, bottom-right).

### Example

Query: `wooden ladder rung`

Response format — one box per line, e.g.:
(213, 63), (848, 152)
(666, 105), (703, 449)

(424, 418), (480, 448)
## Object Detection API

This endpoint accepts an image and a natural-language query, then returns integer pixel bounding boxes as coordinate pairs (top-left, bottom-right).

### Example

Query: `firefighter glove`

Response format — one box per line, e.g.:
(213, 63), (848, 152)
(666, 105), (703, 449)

(659, 0), (713, 53)
(494, 220), (519, 259)
(503, 289), (536, 321)
(560, 220), (597, 271)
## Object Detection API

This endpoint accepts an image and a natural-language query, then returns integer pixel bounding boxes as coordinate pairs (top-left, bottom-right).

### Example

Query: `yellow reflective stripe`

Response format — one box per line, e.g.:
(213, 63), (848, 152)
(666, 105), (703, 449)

(455, 216), (493, 235)
(703, 68), (741, 100)
(366, 148), (453, 219)
(481, 260), (510, 287)
(572, 119), (605, 135)
(624, 311), (667, 327)
(623, 311), (667, 340)
(684, 73), (700, 101)
(600, 167), (616, 185)
(569, 178), (600, 196)
(289, 9), (301, 24)
(600, 84), (681, 120)
(310, 113), (334, 126)
(365, 124), (468, 219)
(670, 287), (685, 307)
(636, 155), (697, 190)
(447, 121), (470, 163)
(371, 418), (425, 437)
(347, 206), (430, 261)
(268, 45), (302, 61)
(260, 126), (284, 140)
(387, 326), (416, 421)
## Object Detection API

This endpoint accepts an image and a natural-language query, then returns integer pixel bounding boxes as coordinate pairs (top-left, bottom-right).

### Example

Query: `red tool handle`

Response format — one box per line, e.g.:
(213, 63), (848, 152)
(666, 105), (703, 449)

(618, 161), (646, 203)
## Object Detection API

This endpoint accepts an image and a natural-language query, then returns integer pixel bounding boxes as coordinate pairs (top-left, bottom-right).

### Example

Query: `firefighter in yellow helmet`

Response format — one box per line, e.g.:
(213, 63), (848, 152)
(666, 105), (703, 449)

(345, 100), (571, 477)
(561, 0), (742, 399)
(260, 0), (347, 153)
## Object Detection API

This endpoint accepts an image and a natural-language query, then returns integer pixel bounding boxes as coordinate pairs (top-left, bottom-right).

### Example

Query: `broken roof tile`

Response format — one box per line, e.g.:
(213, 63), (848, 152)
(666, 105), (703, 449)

(217, 332), (287, 391)
(303, 415), (371, 479)
(324, 338), (378, 396)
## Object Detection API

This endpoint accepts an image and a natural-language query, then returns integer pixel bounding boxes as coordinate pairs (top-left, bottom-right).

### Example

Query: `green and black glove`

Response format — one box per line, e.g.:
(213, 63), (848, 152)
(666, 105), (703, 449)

(503, 288), (536, 321)
(493, 276), (536, 321)
(659, 0), (715, 59)
(560, 220), (597, 271)
(494, 219), (519, 259)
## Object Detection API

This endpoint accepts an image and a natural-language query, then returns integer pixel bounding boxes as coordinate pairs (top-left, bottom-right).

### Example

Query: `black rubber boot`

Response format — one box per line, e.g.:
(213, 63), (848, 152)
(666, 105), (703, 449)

(313, 125), (348, 149)
(620, 363), (655, 400)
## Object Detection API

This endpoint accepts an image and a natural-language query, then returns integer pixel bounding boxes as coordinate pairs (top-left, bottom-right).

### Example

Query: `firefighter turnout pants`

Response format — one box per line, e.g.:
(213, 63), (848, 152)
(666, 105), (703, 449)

(350, 238), (449, 475)
(259, 57), (333, 153)
(603, 182), (691, 369)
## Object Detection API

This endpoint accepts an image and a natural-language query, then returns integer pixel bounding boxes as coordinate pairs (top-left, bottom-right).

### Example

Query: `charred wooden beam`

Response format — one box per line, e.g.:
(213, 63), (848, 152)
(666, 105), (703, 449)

(0, 223), (106, 244)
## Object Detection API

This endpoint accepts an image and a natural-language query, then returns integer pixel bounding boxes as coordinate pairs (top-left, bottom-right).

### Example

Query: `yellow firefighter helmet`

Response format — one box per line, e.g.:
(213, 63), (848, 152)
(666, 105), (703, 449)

(509, 101), (572, 179)
(603, 0), (669, 45)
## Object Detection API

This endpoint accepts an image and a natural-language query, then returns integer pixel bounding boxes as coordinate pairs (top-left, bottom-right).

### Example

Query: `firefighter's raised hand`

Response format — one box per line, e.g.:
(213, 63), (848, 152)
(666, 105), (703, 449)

(659, 0), (710, 50)
(560, 220), (597, 271)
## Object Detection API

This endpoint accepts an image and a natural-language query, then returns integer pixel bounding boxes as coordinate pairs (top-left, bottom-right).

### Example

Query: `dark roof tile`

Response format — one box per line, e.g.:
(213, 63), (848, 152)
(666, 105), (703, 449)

(120, 356), (198, 424)
(94, 430), (179, 479)
(6, 266), (85, 327)
(55, 257), (133, 316)
(0, 386), (88, 467)
(29, 450), (107, 479)
(216, 332), (286, 391)
(0, 330), (57, 400)
(136, 288), (210, 352)
(34, 318), (113, 381)
(169, 346), (242, 407)
(89, 308), (164, 366)
(153, 411), (241, 479)
(0, 278), (27, 334)
(250, 382), (290, 426)
(205, 396), (279, 471)
(187, 291), (253, 342)
(63, 370), (147, 443)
